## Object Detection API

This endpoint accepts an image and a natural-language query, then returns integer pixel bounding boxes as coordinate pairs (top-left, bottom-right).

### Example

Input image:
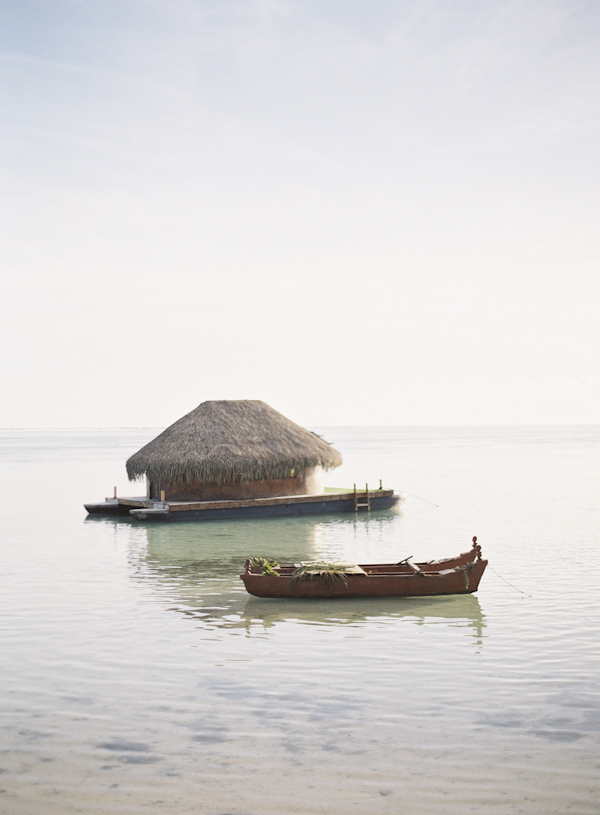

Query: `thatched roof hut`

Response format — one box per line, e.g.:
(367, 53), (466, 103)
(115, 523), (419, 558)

(126, 400), (342, 501)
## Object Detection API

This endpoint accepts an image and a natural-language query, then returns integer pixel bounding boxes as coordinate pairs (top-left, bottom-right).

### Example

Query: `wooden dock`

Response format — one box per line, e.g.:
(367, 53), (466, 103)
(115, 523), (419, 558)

(85, 488), (403, 522)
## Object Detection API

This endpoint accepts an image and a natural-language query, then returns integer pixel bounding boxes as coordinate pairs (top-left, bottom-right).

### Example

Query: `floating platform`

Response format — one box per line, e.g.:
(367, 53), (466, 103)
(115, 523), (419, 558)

(84, 488), (403, 522)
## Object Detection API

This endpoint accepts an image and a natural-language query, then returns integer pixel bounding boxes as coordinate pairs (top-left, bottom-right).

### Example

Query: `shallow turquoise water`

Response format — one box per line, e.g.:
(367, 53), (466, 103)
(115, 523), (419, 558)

(1, 427), (599, 814)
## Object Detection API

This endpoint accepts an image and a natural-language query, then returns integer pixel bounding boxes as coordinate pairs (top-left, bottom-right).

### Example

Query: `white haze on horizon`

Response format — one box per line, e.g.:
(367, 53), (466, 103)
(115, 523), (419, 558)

(1, 0), (599, 428)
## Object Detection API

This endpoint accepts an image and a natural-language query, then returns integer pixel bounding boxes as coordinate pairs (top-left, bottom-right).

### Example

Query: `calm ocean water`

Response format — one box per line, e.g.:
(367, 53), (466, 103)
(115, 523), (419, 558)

(1, 426), (599, 814)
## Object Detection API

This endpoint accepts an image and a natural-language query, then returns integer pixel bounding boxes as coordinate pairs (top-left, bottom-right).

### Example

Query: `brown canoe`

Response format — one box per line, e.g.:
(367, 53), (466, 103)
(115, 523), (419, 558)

(240, 537), (487, 599)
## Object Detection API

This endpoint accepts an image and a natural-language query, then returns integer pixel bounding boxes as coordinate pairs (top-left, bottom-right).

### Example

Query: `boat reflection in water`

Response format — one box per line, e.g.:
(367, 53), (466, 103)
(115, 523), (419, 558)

(86, 512), (486, 645)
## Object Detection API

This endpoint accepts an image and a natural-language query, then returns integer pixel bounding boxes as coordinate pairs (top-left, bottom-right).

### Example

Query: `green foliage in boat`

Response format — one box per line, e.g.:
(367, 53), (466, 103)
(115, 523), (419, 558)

(290, 562), (366, 587)
(251, 557), (280, 576)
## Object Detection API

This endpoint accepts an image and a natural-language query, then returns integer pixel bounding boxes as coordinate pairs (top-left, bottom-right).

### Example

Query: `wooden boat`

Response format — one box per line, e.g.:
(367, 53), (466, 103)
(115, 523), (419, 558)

(240, 538), (487, 598)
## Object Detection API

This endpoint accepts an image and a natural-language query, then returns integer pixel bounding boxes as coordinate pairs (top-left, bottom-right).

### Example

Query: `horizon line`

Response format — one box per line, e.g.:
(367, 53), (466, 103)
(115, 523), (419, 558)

(1, 423), (599, 431)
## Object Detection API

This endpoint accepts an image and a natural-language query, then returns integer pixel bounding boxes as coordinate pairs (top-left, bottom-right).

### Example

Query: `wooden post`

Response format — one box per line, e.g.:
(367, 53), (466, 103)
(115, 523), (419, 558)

(160, 490), (165, 502)
(114, 486), (117, 498)
(379, 479), (382, 490)
(353, 483), (357, 511)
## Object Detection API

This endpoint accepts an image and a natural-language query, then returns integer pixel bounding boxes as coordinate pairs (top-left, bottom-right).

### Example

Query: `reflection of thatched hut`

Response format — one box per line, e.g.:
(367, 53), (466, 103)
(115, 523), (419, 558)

(126, 400), (342, 501)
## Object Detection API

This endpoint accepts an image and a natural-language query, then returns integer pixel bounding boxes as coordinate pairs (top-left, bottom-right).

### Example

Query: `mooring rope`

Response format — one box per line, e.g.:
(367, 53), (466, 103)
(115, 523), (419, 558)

(406, 493), (440, 508)
(487, 565), (532, 597)
(405, 495), (532, 597)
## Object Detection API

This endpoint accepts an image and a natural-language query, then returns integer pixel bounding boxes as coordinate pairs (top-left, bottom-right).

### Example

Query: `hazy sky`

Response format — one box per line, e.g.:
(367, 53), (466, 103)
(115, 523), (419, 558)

(1, 0), (599, 428)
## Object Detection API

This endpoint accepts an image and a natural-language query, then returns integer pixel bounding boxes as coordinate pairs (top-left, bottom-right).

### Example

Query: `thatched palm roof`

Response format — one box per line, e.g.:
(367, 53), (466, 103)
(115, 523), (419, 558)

(126, 400), (342, 484)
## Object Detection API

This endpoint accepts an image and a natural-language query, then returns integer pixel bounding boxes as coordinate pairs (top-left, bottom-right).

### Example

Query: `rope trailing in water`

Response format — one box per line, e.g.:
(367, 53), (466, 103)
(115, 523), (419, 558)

(406, 493), (440, 508)
(488, 565), (532, 597)
(402, 495), (532, 597)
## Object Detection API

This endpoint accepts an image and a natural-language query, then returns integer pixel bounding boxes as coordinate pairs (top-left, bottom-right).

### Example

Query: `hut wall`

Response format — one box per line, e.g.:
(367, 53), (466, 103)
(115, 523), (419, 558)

(149, 466), (324, 501)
